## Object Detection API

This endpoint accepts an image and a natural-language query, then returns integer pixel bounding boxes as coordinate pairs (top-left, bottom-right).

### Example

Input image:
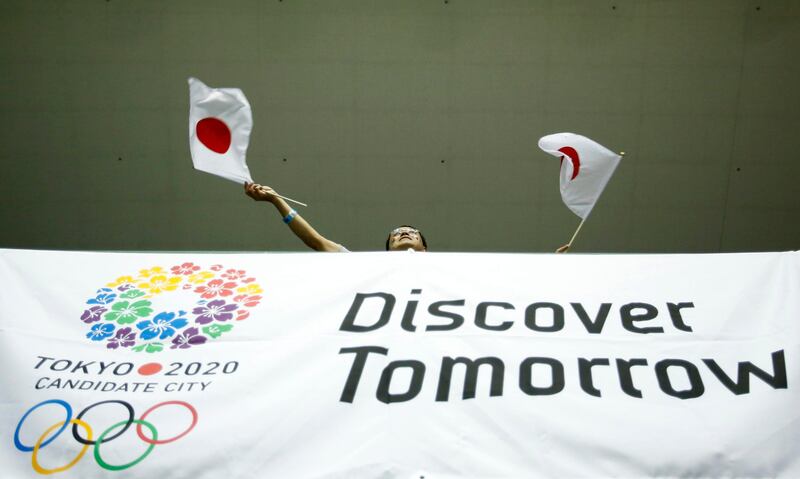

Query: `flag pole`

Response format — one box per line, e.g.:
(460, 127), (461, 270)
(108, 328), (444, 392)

(274, 193), (308, 208)
(567, 218), (586, 249)
(254, 185), (308, 207)
(556, 218), (586, 253)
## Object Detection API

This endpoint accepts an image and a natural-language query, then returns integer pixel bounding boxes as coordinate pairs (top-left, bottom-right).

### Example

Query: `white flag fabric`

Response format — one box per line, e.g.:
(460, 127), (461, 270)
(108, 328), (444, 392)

(539, 132), (621, 219)
(188, 77), (253, 184)
(1, 248), (799, 478)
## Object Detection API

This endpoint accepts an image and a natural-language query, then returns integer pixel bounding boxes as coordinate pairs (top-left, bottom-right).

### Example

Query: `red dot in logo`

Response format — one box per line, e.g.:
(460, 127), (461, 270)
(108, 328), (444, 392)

(138, 363), (163, 376)
(196, 117), (231, 154)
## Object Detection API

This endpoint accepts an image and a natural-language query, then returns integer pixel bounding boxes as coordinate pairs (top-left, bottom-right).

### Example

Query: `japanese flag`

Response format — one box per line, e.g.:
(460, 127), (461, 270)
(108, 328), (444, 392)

(188, 77), (253, 184)
(538, 132), (621, 219)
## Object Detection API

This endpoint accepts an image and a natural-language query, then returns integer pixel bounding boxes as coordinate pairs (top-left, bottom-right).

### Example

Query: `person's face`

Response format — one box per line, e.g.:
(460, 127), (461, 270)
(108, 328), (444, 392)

(388, 226), (426, 252)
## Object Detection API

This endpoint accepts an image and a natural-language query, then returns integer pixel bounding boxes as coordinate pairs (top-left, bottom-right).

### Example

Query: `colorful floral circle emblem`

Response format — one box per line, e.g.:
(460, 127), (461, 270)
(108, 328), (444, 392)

(80, 263), (262, 353)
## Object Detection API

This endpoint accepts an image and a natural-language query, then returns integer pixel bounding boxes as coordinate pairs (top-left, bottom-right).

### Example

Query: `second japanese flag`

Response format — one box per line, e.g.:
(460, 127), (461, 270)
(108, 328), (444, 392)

(538, 132), (621, 219)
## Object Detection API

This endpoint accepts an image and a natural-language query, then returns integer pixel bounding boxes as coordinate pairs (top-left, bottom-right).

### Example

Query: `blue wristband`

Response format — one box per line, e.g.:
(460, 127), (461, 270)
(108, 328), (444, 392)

(283, 210), (298, 224)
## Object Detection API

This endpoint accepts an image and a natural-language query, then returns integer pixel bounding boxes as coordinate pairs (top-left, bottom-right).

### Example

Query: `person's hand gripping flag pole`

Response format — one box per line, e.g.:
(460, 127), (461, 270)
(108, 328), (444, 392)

(188, 77), (307, 207)
(538, 133), (623, 252)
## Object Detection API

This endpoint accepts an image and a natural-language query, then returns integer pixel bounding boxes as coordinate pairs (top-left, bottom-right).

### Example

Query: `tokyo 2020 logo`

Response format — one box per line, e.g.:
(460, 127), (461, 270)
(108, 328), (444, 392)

(80, 263), (262, 353)
(14, 399), (196, 473)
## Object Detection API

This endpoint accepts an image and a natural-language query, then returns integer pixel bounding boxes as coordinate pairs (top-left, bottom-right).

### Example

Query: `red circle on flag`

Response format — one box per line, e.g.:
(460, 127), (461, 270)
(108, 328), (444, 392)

(558, 146), (580, 180)
(196, 117), (231, 154)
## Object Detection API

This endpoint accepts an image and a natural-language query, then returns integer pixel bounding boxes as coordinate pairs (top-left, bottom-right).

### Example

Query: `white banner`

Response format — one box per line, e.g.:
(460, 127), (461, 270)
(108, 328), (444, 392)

(1, 249), (798, 478)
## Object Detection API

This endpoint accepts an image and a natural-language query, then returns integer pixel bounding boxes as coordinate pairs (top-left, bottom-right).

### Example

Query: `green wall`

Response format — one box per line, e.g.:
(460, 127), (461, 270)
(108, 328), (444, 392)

(1, 1), (798, 252)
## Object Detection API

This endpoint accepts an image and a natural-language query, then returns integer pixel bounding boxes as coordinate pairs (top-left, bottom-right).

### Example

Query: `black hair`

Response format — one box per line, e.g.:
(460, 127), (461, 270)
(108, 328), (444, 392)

(385, 225), (427, 251)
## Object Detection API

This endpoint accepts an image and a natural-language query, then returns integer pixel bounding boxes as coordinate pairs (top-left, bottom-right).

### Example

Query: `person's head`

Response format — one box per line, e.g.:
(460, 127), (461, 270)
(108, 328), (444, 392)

(385, 225), (427, 252)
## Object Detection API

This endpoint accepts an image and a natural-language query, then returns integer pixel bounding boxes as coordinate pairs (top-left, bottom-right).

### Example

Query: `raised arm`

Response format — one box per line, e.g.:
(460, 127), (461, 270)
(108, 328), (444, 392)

(244, 183), (344, 252)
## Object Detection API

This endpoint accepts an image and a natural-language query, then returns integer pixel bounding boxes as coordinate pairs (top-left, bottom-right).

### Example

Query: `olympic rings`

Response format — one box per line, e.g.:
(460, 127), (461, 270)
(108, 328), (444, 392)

(72, 399), (134, 445)
(94, 420), (157, 471)
(137, 400), (198, 444)
(14, 399), (72, 452)
(14, 399), (198, 474)
(32, 419), (91, 475)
